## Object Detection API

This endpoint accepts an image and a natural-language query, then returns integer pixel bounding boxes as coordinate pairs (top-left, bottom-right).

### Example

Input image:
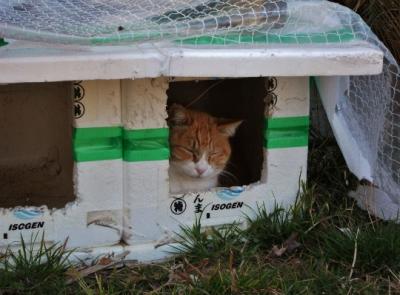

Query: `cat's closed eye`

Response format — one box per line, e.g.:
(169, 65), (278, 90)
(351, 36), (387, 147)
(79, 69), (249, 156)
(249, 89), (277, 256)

(175, 145), (192, 154)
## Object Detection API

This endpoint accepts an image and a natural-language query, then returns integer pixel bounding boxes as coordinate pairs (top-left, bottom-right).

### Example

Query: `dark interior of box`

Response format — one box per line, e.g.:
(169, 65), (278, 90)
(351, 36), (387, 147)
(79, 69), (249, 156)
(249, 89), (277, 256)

(0, 82), (75, 209)
(167, 78), (266, 187)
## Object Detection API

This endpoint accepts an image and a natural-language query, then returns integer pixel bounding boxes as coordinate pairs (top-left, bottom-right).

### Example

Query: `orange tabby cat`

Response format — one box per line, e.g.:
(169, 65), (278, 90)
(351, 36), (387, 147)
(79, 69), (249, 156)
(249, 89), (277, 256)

(167, 104), (242, 194)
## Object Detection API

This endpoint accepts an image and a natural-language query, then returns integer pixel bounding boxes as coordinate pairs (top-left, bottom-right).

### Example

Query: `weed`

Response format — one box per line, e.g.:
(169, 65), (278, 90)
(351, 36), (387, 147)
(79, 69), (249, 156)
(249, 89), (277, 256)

(170, 217), (245, 263)
(314, 222), (400, 275)
(0, 233), (71, 294)
(244, 183), (331, 252)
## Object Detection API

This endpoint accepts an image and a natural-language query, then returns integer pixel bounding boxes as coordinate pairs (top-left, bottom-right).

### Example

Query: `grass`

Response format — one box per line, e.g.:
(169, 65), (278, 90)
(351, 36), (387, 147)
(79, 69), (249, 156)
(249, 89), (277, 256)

(0, 233), (72, 294)
(2, 131), (400, 294)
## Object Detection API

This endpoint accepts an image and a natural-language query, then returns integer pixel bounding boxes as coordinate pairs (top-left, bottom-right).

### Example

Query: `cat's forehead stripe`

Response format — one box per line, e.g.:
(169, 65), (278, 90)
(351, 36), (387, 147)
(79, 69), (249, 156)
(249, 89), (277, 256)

(194, 117), (212, 149)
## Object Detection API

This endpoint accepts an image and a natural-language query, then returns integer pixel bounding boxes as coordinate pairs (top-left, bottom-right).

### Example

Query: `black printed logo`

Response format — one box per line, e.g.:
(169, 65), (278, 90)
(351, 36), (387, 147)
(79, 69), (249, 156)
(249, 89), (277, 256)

(74, 102), (85, 119)
(170, 198), (187, 215)
(266, 77), (278, 108)
(267, 77), (277, 92)
(73, 81), (85, 119)
(73, 84), (85, 101)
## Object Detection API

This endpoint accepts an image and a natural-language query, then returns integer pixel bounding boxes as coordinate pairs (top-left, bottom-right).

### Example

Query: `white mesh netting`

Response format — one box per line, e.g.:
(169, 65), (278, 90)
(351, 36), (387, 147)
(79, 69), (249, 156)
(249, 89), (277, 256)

(0, 0), (399, 215)
(0, 0), (368, 45)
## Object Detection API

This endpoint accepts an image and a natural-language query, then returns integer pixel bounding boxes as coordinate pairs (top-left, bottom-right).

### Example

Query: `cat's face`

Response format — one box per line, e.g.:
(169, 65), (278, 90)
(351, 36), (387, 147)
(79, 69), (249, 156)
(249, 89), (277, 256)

(167, 104), (242, 179)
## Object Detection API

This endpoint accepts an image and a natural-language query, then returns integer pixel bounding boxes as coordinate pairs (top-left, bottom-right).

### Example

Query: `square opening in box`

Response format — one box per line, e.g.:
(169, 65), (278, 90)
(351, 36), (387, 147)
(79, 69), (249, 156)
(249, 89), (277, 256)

(0, 82), (75, 209)
(167, 78), (266, 194)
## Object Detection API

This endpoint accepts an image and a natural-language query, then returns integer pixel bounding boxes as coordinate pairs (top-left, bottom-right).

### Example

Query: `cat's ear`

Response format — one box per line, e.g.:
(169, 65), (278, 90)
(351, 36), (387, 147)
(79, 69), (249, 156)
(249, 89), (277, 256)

(167, 104), (189, 127)
(218, 120), (243, 137)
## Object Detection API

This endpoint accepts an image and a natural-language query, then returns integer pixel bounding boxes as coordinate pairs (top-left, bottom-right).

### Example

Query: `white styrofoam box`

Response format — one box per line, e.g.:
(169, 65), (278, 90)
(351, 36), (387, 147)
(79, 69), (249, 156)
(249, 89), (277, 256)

(0, 80), (123, 251)
(0, 76), (309, 262)
(69, 80), (123, 248)
(122, 77), (309, 261)
(0, 40), (383, 83)
(121, 78), (170, 246)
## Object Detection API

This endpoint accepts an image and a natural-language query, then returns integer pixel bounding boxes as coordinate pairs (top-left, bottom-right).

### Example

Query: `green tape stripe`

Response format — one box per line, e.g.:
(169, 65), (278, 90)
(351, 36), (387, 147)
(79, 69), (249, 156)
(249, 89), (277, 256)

(0, 38), (7, 47)
(123, 128), (169, 162)
(266, 116), (309, 149)
(178, 28), (356, 45)
(73, 127), (169, 162)
(91, 28), (356, 45)
(73, 116), (309, 162)
(73, 127), (123, 162)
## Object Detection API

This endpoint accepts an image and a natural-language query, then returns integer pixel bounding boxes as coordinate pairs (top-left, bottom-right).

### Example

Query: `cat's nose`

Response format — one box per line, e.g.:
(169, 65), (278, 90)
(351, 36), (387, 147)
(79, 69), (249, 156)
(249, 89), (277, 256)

(195, 167), (206, 175)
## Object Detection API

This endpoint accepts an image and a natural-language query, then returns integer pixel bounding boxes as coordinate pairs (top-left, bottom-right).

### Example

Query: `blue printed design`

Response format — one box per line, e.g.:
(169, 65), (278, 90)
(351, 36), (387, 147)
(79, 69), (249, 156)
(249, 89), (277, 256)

(13, 208), (44, 220)
(216, 187), (244, 201)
